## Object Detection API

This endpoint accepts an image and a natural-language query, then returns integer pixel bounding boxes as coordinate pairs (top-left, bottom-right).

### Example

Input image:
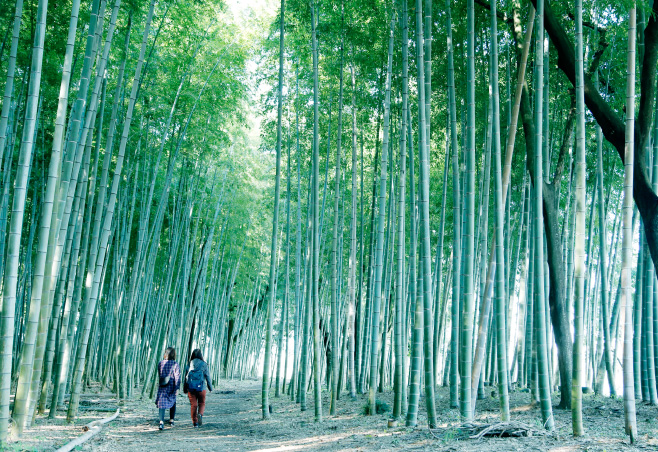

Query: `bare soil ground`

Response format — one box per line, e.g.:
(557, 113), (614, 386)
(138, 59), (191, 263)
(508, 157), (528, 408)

(10, 379), (658, 451)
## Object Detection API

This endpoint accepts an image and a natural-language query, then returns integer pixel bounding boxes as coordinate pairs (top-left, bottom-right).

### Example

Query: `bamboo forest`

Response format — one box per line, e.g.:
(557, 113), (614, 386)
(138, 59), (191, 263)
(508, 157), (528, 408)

(0, 0), (657, 450)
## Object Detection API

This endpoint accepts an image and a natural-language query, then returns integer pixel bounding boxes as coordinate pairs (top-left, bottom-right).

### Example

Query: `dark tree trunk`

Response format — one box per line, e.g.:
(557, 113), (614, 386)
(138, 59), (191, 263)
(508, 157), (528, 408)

(520, 84), (574, 409)
(186, 310), (198, 364)
(223, 318), (235, 372)
(543, 185), (572, 409)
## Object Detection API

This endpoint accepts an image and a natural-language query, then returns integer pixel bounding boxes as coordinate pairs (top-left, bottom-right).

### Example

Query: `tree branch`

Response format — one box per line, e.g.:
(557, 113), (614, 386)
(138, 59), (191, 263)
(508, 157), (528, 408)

(566, 11), (606, 34)
(528, 0), (657, 212)
(529, 0), (658, 277)
(587, 26), (608, 76)
(474, 0), (513, 26)
(637, 8), (658, 167)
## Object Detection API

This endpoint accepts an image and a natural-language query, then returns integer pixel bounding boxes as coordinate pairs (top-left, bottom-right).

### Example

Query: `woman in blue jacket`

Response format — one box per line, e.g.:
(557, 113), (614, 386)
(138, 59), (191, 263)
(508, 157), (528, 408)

(184, 349), (213, 427)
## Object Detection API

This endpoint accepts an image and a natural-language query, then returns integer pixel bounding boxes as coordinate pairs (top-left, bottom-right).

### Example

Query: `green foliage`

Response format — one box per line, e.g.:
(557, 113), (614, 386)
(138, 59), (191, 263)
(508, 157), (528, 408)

(0, 0), (653, 435)
(362, 399), (390, 415)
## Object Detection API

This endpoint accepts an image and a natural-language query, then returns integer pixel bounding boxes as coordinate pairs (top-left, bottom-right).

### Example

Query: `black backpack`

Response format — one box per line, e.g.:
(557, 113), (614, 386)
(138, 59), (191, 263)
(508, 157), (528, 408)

(187, 365), (204, 392)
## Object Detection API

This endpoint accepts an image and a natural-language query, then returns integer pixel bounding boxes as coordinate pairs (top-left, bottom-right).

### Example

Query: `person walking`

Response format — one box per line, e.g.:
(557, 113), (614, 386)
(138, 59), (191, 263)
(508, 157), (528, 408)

(184, 349), (213, 427)
(155, 347), (181, 430)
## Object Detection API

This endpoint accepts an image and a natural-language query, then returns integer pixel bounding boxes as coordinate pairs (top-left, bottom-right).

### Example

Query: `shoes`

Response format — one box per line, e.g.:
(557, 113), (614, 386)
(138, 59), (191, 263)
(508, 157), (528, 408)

(198, 415), (202, 426)
(193, 423), (198, 428)
(169, 419), (175, 427)
(159, 421), (164, 431)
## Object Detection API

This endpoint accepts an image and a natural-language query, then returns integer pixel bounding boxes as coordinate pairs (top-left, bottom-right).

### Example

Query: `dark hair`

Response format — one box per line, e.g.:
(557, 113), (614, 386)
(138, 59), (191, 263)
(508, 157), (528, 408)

(190, 349), (204, 362)
(165, 347), (176, 361)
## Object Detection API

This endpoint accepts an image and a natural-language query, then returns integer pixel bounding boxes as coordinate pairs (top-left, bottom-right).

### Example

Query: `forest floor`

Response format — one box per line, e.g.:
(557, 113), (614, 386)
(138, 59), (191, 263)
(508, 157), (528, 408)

(11, 378), (658, 451)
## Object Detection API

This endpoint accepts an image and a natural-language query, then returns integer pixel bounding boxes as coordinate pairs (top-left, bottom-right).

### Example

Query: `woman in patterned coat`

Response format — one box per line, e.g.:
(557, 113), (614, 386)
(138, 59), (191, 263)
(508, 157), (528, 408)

(155, 347), (181, 430)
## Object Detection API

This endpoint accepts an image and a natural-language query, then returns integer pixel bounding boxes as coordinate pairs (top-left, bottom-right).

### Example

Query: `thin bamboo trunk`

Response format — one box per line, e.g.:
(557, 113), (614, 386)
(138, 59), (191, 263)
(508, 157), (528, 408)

(291, 65), (303, 401)
(0, 0), (24, 169)
(0, 0), (47, 442)
(310, 2), (322, 422)
(491, 0), (511, 423)
(416, 0), (437, 427)
(460, 0), (476, 422)
(263, 0), (285, 420)
(571, 0), (586, 435)
(367, 12), (394, 416)
(622, 3), (637, 442)
(346, 64), (358, 400)
(393, 0), (409, 420)
(330, 11), (345, 413)
(445, 0), (461, 411)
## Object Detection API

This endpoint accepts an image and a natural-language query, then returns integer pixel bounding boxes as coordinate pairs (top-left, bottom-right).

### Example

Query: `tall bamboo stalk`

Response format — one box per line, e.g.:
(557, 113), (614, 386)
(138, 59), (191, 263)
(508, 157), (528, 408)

(0, 0), (47, 442)
(533, 0), (554, 430)
(445, 0), (461, 411)
(621, 3), (637, 443)
(415, 0), (437, 427)
(330, 8), (345, 413)
(367, 11), (394, 417)
(393, 0), (409, 421)
(310, 2), (323, 422)
(490, 0), (511, 423)
(460, 0), (476, 422)
(0, 0), (23, 169)
(571, 0), (586, 435)
(263, 0), (285, 420)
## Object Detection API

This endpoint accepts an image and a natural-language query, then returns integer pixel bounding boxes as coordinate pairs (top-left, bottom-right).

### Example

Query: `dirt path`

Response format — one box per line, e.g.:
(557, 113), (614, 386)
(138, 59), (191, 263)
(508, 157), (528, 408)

(90, 380), (271, 451)
(85, 381), (392, 452)
(23, 378), (655, 452)
(89, 379), (406, 452)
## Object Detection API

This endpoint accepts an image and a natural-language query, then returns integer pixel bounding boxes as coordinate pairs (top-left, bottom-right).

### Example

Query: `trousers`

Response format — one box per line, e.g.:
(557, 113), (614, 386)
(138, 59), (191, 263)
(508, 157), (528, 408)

(187, 389), (206, 424)
(158, 404), (176, 422)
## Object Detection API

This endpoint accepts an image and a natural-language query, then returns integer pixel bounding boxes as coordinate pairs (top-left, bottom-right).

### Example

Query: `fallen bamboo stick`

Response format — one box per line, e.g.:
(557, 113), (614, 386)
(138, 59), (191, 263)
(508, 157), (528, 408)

(55, 408), (120, 452)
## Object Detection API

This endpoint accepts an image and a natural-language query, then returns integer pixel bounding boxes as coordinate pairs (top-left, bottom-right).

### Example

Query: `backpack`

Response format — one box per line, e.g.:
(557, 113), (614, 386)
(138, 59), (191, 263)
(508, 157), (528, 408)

(187, 363), (204, 392)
